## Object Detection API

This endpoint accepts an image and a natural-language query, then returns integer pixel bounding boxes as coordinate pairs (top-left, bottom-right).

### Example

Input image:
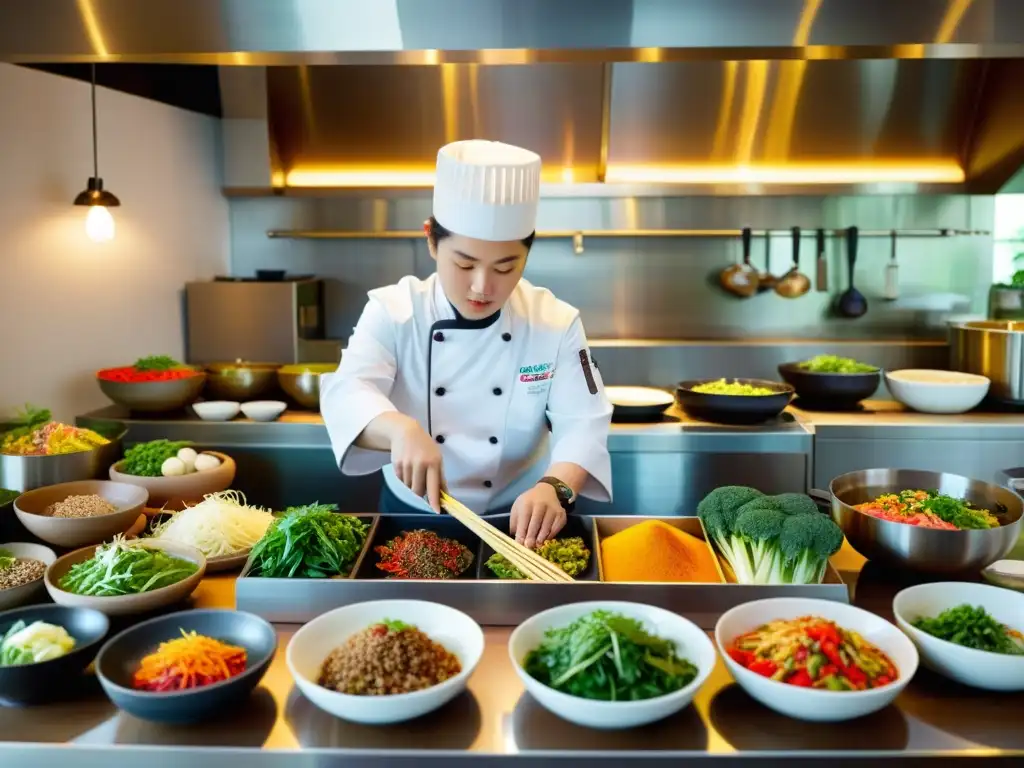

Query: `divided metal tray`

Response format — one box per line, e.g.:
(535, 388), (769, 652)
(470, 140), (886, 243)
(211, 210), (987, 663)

(234, 513), (849, 627)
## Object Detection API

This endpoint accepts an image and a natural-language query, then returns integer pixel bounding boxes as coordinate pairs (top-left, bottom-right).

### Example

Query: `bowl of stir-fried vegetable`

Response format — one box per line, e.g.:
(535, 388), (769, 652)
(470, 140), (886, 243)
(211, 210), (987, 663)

(0, 406), (125, 493)
(827, 468), (1023, 574)
(893, 582), (1024, 691)
(779, 356), (880, 410)
(716, 597), (918, 722)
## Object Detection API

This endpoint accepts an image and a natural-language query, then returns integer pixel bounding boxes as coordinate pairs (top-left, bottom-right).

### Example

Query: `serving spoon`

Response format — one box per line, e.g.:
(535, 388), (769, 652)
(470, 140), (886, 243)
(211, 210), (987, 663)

(776, 226), (811, 299)
(835, 226), (868, 318)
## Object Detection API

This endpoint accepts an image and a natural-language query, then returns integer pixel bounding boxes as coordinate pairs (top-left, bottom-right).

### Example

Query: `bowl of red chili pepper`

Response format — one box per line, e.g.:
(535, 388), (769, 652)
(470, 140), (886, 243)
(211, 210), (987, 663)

(97, 356), (206, 413)
(715, 598), (918, 722)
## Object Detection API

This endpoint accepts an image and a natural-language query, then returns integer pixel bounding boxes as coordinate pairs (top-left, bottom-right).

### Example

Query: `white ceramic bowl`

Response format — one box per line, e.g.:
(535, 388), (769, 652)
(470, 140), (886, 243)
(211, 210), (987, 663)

(0, 542), (57, 610)
(715, 598), (918, 722)
(191, 401), (241, 421)
(885, 369), (990, 414)
(893, 581), (1024, 691)
(509, 601), (717, 729)
(286, 599), (484, 724)
(240, 400), (287, 422)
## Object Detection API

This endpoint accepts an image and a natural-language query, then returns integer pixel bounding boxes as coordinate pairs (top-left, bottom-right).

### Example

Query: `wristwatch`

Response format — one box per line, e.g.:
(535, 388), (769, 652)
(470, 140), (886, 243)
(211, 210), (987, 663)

(538, 476), (576, 512)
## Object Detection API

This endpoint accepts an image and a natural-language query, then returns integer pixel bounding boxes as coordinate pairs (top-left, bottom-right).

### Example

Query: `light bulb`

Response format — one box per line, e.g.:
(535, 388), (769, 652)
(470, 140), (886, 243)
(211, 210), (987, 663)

(85, 205), (115, 242)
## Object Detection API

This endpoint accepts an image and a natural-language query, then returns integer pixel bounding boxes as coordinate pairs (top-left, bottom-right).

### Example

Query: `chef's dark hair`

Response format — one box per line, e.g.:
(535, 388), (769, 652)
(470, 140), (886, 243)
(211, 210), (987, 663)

(428, 216), (536, 250)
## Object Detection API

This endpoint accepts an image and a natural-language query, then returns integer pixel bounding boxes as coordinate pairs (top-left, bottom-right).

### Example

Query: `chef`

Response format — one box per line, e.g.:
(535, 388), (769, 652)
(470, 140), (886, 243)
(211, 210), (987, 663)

(321, 139), (612, 546)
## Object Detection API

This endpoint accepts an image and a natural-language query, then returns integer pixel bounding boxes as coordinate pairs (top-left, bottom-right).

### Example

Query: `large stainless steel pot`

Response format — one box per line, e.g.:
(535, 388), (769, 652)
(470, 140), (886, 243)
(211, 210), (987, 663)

(950, 320), (1024, 403)
(829, 468), (1023, 574)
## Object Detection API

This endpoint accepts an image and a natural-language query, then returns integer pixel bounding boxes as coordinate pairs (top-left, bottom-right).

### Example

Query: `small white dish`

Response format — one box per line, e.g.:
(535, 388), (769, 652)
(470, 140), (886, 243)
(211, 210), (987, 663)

(240, 400), (287, 422)
(286, 600), (484, 724)
(192, 401), (241, 421)
(509, 601), (716, 729)
(893, 581), (1024, 691)
(0, 542), (57, 610)
(715, 597), (917, 722)
(605, 386), (675, 407)
(885, 369), (989, 414)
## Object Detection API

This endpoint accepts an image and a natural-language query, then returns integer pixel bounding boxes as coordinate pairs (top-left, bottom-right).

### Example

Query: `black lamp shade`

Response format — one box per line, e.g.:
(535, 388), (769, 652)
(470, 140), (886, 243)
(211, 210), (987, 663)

(73, 176), (120, 207)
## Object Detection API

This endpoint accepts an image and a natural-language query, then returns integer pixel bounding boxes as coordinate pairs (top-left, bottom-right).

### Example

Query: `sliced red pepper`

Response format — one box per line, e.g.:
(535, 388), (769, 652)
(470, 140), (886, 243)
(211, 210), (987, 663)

(820, 664), (838, 677)
(795, 647), (808, 662)
(728, 648), (755, 666)
(874, 675), (892, 687)
(845, 665), (867, 686)
(820, 639), (846, 670)
(747, 659), (778, 677)
(787, 669), (813, 687)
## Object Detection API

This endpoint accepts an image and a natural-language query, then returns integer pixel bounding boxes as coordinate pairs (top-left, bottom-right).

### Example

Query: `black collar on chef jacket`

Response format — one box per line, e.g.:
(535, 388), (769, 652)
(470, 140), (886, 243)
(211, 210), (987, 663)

(426, 302), (506, 437)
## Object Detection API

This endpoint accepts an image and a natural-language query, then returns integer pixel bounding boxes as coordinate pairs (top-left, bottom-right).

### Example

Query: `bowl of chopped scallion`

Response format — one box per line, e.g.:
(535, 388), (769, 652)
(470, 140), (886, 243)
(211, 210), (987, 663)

(45, 537), (206, 616)
(509, 601), (716, 729)
(893, 581), (1024, 691)
(779, 356), (880, 410)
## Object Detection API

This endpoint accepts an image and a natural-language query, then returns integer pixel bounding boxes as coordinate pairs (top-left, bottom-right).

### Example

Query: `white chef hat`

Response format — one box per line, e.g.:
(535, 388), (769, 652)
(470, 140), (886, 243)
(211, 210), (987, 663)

(432, 140), (542, 242)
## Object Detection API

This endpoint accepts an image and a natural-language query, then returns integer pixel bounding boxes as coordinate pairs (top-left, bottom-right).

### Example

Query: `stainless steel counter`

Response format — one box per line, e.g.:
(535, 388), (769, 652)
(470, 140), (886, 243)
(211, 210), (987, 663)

(3, 549), (1023, 766)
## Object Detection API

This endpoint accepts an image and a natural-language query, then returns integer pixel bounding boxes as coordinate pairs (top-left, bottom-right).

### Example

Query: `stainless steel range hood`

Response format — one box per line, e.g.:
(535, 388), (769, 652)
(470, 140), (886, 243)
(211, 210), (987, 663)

(4, 0), (1024, 195)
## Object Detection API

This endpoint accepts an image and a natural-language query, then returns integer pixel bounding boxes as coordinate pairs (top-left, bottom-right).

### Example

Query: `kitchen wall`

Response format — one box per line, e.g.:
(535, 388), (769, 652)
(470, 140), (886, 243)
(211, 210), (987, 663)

(229, 193), (993, 344)
(0, 64), (229, 422)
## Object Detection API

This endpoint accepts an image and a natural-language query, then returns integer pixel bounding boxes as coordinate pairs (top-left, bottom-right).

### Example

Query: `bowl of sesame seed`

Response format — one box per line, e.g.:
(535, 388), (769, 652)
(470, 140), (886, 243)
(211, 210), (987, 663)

(13, 481), (148, 548)
(0, 542), (56, 610)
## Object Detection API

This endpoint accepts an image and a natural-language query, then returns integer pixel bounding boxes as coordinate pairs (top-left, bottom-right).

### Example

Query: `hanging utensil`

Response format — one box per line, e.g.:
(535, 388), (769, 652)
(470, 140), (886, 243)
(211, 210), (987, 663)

(757, 230), (778, 293)
(776, 226), (811, 299)
(835, 226), (868, 318)
(719, 227), (759, 298)
(883, 229), (899, 301)
(815, 228), (828, 292)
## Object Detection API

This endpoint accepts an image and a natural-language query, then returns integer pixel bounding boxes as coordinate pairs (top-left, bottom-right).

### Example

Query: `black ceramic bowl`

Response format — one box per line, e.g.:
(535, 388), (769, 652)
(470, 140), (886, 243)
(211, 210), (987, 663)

(95, 608), (277, 724)
(778, 362), (881, 410)
(675, 378), (794, 424)
(0, 604), (110, 705)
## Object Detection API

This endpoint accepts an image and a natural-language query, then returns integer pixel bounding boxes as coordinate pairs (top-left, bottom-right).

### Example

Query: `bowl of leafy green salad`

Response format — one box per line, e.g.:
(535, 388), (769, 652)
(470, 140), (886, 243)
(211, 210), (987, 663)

(779, 355), (880, 410)
(509, 601), (716, 729)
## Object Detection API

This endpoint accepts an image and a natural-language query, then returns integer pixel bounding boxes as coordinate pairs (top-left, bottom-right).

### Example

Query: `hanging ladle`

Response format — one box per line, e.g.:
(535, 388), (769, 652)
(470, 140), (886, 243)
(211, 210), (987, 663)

(757, 230), (778, 293)
(776, 226), (811, 298)
(835, 225), (868, 318)
(719, 227), (759, 297)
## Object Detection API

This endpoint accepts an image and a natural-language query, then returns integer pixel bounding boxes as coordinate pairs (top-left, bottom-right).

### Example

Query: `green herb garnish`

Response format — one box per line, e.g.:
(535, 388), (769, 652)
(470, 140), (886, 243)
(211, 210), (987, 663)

(913, 604), (1024, 655)
(0, 489), (18, 508)
(486, 536), (590, 580)
(0, 548), (14, 571)
(1, 404), (51, 444)
(381, 618), (412, 632)
(58, 537), (198, 596)
(798, 355), (878, 374)
(523, 610), (698, 701)
(120, 439), (192, 477)
(244, 503), (369, 578)
(918, 491), (999, 530)
(133, 355), (183, 371)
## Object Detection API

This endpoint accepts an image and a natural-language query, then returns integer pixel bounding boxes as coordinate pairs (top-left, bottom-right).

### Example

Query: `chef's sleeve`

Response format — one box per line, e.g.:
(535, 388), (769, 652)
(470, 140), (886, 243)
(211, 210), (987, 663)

(546, 316), (613, 502)
(320, 297), (399, 475)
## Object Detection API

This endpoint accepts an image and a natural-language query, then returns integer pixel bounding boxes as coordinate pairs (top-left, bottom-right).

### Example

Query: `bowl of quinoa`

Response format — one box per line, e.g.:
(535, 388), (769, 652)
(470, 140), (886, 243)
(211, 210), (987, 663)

(0, 542), (56, 610)
(286, 599), (484, 724)
(14, 480), (148, 548)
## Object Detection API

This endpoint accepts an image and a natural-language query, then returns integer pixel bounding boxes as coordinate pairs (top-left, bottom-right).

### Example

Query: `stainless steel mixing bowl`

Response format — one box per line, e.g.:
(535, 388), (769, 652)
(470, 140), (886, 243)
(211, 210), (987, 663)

(828, 468), (1023, 574)
(0, 418), (126, 492)
(204, 362), (280, 401)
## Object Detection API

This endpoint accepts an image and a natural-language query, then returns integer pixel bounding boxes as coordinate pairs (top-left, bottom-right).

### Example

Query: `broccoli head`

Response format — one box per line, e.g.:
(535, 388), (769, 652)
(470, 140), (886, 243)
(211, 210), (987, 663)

(779, 513), (845, 584)
(732, 501), (788, 582)
(771, 492), (821, 517)
(696, 486), (763, 534)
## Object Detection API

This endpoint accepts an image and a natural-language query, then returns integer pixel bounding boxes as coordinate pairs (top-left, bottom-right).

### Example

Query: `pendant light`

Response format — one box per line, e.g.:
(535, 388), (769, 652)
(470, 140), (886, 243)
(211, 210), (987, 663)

(73, 64), (119, 242)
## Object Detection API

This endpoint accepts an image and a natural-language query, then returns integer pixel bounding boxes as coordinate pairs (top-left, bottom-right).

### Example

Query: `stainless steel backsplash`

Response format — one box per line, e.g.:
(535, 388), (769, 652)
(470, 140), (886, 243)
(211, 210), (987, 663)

(229, 194), (994, 343)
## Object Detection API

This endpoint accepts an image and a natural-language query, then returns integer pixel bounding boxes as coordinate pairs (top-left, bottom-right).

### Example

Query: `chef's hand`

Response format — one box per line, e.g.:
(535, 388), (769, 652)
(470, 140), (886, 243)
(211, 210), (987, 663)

(390, 418), (446, 513)
(511, 484), (566, 548)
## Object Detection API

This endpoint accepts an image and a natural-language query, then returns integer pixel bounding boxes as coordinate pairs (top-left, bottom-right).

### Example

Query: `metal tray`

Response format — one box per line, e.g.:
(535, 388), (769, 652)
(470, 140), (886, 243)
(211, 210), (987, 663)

(234, 514), (850, 627)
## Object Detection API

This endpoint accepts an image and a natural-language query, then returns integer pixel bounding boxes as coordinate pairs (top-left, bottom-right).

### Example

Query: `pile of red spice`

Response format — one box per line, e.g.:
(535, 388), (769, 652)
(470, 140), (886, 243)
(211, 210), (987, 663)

(97, 355), (201, 384)
(375, 529), (474, 579)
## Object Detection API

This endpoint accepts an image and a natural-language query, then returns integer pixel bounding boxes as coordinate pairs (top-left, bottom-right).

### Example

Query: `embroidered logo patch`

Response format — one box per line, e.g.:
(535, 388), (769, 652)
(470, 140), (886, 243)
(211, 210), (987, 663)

(519, 362), (554, 383)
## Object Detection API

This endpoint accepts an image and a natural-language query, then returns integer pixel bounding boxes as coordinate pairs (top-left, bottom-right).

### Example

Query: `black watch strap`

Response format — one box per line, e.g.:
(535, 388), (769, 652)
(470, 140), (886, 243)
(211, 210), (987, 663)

(538, 476), (575, 511)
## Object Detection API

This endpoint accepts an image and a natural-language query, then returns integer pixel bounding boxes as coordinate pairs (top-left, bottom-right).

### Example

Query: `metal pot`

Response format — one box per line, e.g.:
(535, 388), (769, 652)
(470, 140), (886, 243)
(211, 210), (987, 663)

(0, 419), (126, 493)
(949, 320), (1024, 403)
(827, 468), (1023, 574)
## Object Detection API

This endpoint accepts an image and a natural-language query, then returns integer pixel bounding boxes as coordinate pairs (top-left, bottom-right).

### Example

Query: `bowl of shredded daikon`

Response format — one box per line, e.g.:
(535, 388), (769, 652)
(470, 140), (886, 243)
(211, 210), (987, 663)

(142, 491), (275, 572)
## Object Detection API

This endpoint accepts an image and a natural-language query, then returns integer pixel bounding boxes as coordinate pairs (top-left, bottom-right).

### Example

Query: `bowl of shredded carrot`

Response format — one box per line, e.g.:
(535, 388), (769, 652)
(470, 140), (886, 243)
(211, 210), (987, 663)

(95, 608), (276, 723)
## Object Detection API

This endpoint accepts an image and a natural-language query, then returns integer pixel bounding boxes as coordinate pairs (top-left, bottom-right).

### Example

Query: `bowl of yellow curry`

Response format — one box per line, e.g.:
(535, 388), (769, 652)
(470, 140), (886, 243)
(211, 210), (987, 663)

(675, 378), (794, 425)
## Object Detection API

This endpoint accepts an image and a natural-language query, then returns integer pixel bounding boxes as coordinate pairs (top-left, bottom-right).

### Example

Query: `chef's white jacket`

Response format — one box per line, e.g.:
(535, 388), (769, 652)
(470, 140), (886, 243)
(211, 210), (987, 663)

(321, 274), (613, 513)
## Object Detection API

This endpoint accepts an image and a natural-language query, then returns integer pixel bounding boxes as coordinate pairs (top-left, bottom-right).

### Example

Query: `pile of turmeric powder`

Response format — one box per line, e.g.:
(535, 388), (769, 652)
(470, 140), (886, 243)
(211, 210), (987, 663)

(600, 520), (721, 583)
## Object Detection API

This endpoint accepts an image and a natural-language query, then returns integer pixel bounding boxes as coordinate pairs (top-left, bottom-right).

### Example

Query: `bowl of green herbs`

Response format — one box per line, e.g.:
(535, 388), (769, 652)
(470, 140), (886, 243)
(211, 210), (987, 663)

(893, 582), (1024, 691)
(779, 355), (880, 410)
(509, 601), (716, 729)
